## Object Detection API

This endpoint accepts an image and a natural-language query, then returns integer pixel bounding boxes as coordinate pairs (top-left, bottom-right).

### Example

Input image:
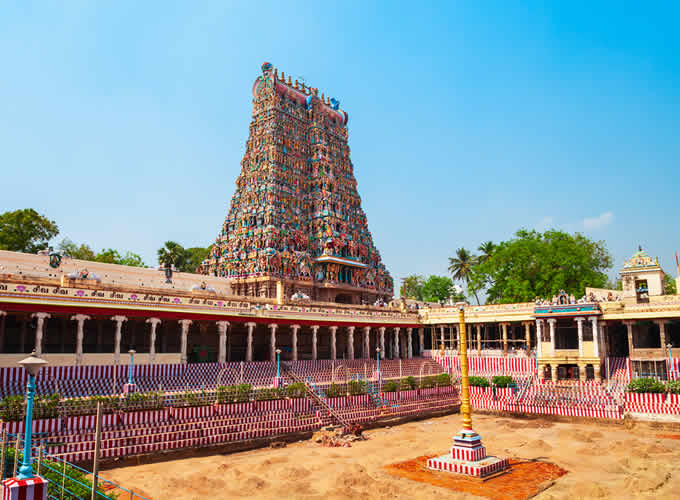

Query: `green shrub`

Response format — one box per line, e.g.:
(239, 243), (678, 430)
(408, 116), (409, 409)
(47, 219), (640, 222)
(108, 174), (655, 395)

(348, 380), (366, 396)
(628, 378), (665, 393)
(492, 376), (514, 388)
(468, 376), (490, 388)
(286, 382), (306, 398)
(383, 380), (397, 392)
(436, 373), (451, 387)
(666, 380), (680, 395)
(324, 383), (342, 398)
(420, 375), (437, 389)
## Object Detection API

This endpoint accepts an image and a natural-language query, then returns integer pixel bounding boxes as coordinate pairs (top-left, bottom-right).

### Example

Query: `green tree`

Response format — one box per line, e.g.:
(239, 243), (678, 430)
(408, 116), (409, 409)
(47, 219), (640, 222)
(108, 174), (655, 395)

(477, 241), (495, 264)
(95, 248), (121, 264)
(448, 247), (480, 304)
(400, 274), (425, 300)
(0, 209), (59, 253)
(58, 238), (96, 260)
(421, 275), (462, 303)
(157, 241), (187, 269)
(185, 246), (210, 273)
(472, 229), (612, 304)
(118, 251), (145, 267)
(665, 273), (677, 295)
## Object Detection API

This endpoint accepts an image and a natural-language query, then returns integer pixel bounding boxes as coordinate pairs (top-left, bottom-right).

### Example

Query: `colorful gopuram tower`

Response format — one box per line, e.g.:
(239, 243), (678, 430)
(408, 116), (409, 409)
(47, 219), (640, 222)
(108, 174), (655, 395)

(203, 62), (393, 304)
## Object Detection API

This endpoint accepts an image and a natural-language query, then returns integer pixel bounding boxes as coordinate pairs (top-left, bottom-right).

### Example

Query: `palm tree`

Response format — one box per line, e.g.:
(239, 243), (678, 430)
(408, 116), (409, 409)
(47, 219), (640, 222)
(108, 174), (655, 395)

(157, 241), (187, 270)
(477, 241), (495, 264)
(448, 247), (480, 304)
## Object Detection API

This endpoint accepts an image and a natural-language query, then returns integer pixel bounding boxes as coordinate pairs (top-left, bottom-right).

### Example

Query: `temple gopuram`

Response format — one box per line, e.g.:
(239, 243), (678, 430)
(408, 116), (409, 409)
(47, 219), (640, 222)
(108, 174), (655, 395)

(202, 62), (393, 305)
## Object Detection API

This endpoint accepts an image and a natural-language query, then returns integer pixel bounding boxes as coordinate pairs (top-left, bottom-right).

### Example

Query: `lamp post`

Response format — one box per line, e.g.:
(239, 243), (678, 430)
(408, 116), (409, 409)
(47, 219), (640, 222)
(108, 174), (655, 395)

(275, 349), (281, 379)
(17, 352), (47, 480)
(376, 347), (381, 376)
(128, 349), (136, 386)
(668, 343), (674, 377)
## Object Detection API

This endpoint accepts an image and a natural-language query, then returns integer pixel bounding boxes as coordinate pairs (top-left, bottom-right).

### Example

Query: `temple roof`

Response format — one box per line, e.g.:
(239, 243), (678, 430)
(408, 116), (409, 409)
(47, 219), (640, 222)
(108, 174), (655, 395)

(622, 247), (660, 271)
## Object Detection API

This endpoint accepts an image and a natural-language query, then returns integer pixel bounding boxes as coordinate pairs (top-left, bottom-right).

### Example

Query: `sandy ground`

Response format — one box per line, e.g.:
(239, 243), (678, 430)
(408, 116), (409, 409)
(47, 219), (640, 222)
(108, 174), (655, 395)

(101, 413), (680, 499)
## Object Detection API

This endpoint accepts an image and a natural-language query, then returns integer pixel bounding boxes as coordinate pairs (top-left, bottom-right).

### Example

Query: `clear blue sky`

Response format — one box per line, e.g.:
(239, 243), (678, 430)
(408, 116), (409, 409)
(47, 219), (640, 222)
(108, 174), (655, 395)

(2, 2), (679, 292)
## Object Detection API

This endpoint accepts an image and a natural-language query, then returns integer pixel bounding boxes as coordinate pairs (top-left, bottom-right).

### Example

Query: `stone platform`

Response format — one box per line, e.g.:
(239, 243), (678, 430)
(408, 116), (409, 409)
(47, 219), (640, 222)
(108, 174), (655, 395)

(426, 454), (509, 478)
(427, 428), (509, 478)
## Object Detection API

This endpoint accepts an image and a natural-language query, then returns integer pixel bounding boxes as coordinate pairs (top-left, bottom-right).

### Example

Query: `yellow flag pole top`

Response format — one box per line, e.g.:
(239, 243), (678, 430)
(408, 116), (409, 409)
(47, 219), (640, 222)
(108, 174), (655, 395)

(458, 304), (472, 431)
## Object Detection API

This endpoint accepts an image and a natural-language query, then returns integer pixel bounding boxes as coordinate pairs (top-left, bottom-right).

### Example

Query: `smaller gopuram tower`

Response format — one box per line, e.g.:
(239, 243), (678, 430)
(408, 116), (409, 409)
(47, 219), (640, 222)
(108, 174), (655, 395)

(203, 62), (393, 304)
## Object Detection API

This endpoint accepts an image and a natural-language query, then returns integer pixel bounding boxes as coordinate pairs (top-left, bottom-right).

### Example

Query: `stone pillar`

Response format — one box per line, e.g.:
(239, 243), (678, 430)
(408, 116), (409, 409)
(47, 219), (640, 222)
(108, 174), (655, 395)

(268, 323), (278, 362)
(578, 364), (586, 381)
(407, 327), (413, 358)
(547, 319), (556, 356)
(311, 325), (319, 360)
(178, 319), (192, 364)
(246, 322), (256, 362)
(393, 327), (400, 359)
(291, 324), (300, 361)
(590, 316), (599, 357)
(439, 325), (445, 350)
(502, 323), (508, 355)
(347, 326), (355, 360)
(453, 324), (459, 353)
(536, 320), (543, 357)
(625, 321), (634, 354)
(418, 327), (424, 355)
(656, 320), (667, 350)
(362, 326), (370, 359)
(476, 324), (481, 354)
(146, 318), (161, 363)
(599, 322), (607, 359)
(0, 311), (6, 352)
(574, 317), (584, 356)
(31, 312), (50, 355)
(594, 363), (601, 382)
(112, 315), (128, 365)
(379, 327), (386, 357)
(70, 314), (89, 364)
(329, 326), (337, 360)
(216, 321), (229, 363)
(19, 317), (26, 353)
(551, 364), (558, 382)
(524, 322), (531, 351)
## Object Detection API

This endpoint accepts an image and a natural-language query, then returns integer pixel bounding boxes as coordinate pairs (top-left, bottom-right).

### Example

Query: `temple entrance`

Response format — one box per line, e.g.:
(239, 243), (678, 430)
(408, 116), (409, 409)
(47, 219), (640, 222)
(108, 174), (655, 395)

(607, 322), (629, 357)
(557, 364), (580, 380)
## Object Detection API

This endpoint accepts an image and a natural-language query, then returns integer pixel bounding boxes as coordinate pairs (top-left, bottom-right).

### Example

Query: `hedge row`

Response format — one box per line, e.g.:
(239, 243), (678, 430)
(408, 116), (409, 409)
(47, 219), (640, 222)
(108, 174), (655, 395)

(627, 378), (680, 394)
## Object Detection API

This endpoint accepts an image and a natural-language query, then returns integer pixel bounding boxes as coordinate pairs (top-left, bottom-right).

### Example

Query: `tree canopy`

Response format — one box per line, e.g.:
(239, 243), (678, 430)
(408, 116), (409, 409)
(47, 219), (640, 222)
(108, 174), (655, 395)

(157, 242), (209, 273)
(400, 275), (425, 300)
(0, 209), (59, 253)
(665, 274), (677, 295)
(421, 275), (465, 304)
(58, 239), (146, 267)
(467, 229), (613, 304)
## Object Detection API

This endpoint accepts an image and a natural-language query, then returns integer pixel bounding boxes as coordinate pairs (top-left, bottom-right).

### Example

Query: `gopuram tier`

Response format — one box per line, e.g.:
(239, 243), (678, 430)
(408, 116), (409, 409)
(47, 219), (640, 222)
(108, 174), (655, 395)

(203, 62), (393, 304)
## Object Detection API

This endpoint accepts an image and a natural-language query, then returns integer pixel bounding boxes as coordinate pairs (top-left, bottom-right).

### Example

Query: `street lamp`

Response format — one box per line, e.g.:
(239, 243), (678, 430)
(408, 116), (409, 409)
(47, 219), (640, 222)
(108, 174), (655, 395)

(275, 349), (281, 379)
(376, 347), (381, 376)
(17, 352), (47, 480)
(128, 349), (136, 386)
(668, 343), (674, 377)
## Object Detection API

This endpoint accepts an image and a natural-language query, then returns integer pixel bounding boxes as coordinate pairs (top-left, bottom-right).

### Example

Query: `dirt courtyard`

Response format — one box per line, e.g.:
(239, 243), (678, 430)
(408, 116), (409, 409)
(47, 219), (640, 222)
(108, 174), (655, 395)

(102, 413), (680, 499)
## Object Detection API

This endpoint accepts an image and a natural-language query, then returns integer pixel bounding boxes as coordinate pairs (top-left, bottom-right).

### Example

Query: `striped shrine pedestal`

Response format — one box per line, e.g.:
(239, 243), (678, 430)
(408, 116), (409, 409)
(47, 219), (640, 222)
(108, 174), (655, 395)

(426, 429), (509, 478)
(2, 477), (48, 500)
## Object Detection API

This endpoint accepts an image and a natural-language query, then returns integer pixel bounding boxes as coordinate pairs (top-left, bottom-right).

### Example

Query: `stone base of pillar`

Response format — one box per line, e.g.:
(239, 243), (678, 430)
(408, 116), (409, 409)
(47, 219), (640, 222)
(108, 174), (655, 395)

(426, 429), (509, 478)
(2, 476), (48, 499)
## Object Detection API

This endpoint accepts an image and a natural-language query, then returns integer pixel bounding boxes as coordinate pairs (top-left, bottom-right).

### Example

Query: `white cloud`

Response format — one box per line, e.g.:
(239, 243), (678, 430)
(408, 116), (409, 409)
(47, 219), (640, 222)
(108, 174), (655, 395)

(583, 211), (614, 230)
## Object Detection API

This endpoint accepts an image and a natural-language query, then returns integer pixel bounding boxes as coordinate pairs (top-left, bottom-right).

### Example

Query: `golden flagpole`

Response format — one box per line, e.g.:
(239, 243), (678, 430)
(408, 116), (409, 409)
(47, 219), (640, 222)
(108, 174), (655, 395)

(458, 305), (472, 430)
